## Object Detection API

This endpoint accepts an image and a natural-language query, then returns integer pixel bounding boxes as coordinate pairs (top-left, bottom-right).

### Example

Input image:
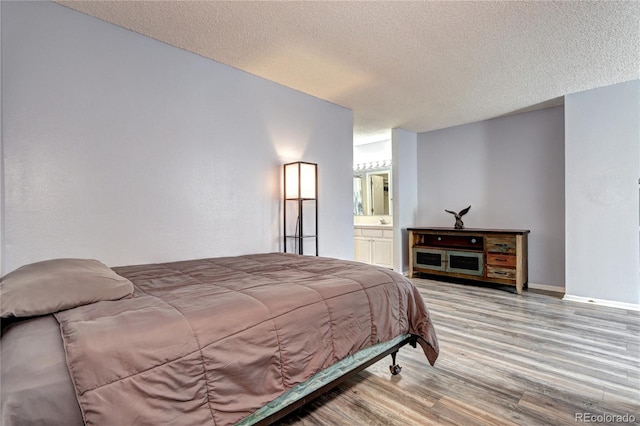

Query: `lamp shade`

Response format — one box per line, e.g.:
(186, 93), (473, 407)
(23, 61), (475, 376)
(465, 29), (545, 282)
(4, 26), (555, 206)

(284, 162), (317, 199)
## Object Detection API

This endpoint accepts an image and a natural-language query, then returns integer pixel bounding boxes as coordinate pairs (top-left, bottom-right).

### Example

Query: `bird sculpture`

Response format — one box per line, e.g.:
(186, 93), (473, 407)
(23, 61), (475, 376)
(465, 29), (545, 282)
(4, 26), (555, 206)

(445, 205), (471, 229)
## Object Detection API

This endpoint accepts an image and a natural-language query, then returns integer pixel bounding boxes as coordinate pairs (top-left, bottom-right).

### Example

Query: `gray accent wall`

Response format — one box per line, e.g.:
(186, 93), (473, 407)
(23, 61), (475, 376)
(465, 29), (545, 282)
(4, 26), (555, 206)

(416, 106), (566, 289)
(1, 1), (354, 272)
(565, 80), (640, 305)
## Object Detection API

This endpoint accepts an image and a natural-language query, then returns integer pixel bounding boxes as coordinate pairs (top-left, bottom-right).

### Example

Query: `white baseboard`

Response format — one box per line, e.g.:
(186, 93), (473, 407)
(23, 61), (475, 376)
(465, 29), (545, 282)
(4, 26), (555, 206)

(562, 294), (640, 311)
(405, 276), (638, 311)
(528, 282), (565, 293)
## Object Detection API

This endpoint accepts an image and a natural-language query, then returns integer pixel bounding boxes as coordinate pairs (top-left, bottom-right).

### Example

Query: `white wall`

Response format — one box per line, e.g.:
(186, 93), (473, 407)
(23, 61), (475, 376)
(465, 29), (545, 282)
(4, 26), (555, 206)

(565, 80), (640, 306)
(0, 1), (4, 274)
(1, 1), (354, 272)
(353, 140), (391, 166)
(416, 106), (566, 289)
(391, 128), (418, 273)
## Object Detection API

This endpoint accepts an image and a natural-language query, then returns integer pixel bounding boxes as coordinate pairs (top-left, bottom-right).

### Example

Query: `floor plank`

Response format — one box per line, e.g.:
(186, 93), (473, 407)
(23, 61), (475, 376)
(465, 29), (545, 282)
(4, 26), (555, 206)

(276, 278), (640, 425)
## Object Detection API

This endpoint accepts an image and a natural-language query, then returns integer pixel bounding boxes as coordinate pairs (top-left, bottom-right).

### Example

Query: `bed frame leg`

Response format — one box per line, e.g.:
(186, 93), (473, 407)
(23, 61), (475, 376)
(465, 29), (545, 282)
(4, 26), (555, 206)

(409, 334), (417, 348)
(389, 350), (402, 375)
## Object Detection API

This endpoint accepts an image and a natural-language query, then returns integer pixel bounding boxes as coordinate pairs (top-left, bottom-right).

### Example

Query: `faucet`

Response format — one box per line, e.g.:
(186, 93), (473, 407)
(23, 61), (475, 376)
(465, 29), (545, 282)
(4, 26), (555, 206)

(379, 218), (389, 225)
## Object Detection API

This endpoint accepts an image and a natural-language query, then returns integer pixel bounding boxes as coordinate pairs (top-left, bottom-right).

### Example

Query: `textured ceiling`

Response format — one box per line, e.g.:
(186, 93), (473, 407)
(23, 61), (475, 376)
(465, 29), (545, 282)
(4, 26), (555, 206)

(57, 1), (640, 144)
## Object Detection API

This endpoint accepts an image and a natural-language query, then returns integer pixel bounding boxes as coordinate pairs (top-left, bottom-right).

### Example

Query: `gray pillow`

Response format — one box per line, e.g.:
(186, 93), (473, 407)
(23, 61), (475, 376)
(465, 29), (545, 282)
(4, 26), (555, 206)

(1, 258), (134, 318)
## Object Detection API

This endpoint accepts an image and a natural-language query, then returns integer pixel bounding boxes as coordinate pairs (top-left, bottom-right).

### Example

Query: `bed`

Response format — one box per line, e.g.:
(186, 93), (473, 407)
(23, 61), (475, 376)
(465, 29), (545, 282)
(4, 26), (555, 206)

(1, 253), (439, 426)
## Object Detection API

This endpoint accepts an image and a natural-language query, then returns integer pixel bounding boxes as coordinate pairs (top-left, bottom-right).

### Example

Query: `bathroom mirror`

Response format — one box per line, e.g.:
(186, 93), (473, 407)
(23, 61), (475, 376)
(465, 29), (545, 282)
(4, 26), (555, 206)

(353, 167), (391, 216)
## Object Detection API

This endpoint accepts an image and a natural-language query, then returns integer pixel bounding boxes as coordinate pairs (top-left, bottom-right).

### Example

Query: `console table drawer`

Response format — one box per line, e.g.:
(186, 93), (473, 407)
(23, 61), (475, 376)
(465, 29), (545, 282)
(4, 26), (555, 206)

(487, 253), (516, 267)
(487, 265), (517, 280)
(486, 237), (516, 254)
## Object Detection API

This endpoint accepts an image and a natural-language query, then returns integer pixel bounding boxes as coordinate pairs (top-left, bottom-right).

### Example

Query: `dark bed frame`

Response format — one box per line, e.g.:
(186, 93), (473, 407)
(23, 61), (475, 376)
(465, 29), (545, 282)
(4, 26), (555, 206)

(254, 334), (418, 425)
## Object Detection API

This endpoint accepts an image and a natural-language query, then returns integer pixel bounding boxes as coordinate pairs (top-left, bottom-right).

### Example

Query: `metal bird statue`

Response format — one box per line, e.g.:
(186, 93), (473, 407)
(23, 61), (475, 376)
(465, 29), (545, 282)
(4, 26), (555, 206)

(445, 205), (471, 229)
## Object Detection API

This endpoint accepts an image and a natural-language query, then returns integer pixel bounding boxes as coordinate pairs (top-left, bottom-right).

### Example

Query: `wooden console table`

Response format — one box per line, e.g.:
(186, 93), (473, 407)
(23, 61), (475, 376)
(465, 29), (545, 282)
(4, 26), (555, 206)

(408, 227), (530, 294)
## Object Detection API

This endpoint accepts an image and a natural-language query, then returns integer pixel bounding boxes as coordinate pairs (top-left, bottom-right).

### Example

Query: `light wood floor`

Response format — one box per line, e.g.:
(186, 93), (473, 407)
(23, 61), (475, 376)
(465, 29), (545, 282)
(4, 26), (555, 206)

(277, 278), (640, 425)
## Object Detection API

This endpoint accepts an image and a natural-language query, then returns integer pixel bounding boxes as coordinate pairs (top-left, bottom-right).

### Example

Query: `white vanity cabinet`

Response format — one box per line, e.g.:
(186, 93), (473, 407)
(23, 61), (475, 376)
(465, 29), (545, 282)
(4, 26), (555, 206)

(354, 226), (393, 269)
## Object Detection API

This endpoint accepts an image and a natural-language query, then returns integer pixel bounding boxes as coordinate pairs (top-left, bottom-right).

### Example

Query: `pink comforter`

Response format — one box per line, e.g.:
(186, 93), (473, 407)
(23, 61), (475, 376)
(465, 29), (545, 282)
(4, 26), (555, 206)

(55, 253), (438, 425)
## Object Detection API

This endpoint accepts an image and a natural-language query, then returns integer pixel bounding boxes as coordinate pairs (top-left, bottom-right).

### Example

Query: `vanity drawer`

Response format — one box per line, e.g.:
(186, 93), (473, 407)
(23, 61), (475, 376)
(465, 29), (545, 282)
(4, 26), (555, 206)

(362, 228), (384, 238)
(487, 265), (516, 280)
(486, 236), (516, 254)
(487, 253), (516, 267)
